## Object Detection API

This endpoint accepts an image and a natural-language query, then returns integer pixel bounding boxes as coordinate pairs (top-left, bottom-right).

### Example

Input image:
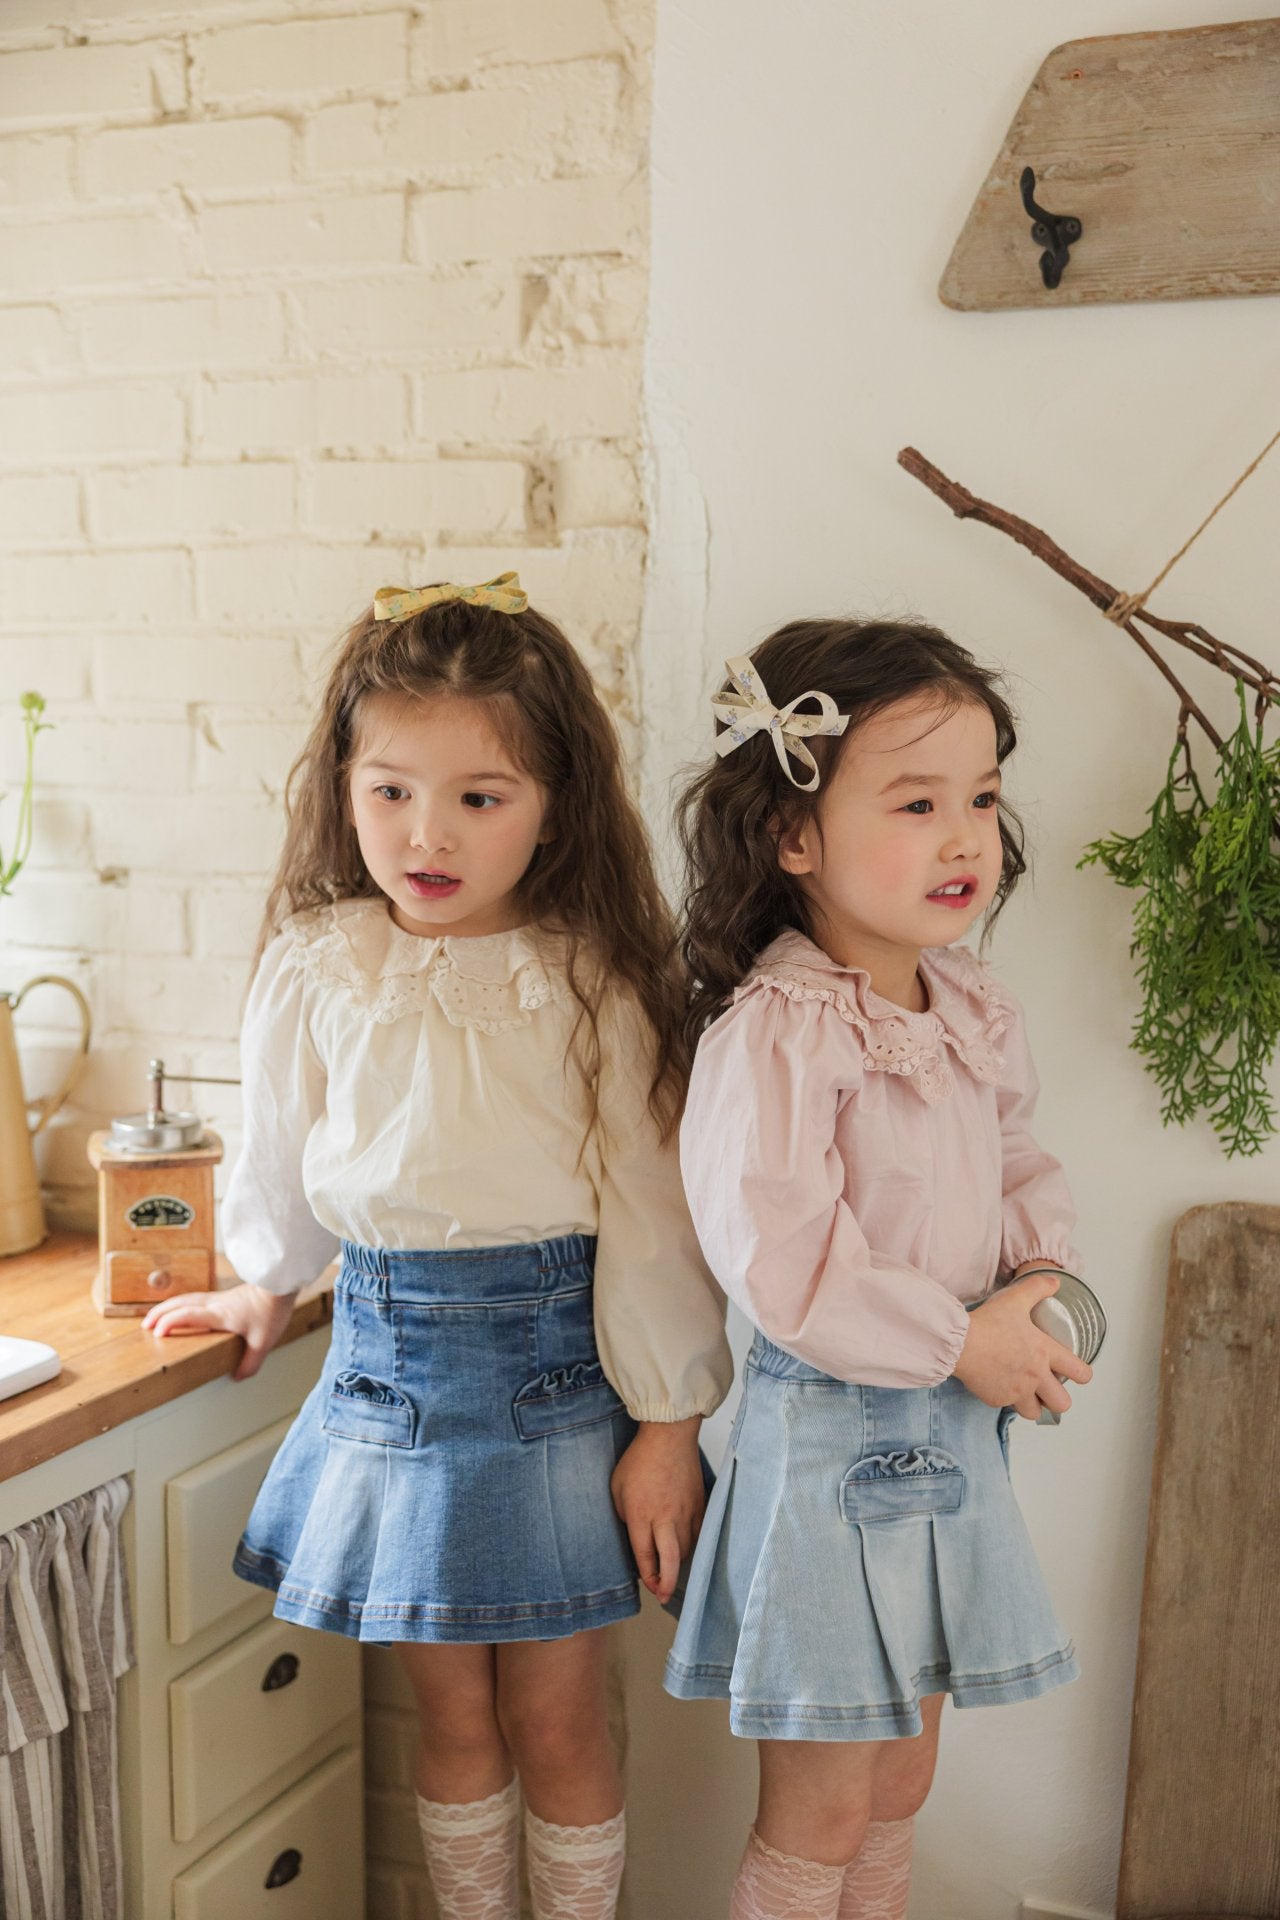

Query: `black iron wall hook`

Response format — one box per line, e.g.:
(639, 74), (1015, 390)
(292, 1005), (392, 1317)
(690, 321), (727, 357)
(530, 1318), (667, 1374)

(1019, 166), (1082, 289)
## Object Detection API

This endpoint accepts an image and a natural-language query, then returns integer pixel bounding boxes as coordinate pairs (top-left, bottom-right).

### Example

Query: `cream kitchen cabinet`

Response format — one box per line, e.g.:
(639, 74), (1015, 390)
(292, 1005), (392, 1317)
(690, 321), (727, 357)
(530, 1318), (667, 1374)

(0, 1280), (363, 1920)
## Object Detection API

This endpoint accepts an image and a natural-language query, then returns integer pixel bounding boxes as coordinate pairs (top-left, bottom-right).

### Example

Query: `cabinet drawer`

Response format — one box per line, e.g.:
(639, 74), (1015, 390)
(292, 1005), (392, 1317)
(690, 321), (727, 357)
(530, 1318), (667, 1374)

(170, 1614), (359, 1842)
(166, 1417), (290, 1644)
(173, 1747), (364, 1920)
(107, 1248), (213, 1304)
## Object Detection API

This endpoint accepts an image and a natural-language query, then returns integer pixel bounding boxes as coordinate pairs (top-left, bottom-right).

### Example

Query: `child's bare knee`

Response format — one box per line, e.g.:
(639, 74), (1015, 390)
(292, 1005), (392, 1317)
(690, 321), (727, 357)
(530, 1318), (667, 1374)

(870, 1766), (933, 1823)
(496, 1690), (599, 1775)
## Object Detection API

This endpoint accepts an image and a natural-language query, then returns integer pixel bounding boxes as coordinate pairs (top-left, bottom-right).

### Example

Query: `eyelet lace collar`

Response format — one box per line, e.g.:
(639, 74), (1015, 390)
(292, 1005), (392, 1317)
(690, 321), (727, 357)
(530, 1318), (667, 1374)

(283, 899), (569, 1034)
(741, 928), (1016, 1104)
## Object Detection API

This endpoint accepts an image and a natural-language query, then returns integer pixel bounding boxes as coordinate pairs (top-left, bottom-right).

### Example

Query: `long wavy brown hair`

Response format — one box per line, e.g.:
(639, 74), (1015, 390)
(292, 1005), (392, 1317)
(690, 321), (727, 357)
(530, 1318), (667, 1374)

(677, 617), (1026, 1048)
(259, 595), (688, 1134)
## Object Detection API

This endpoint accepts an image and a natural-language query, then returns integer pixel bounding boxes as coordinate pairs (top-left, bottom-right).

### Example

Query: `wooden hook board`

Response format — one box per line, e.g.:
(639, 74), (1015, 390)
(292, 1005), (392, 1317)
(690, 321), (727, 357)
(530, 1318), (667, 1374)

(941, 18), (1280, 311)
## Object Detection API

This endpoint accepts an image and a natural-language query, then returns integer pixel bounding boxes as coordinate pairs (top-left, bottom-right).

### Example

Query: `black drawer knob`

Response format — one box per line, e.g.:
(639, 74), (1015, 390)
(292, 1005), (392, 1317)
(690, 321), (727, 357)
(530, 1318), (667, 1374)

(261, 1652), (300, 1692)
(265, 1848), (302, 1889)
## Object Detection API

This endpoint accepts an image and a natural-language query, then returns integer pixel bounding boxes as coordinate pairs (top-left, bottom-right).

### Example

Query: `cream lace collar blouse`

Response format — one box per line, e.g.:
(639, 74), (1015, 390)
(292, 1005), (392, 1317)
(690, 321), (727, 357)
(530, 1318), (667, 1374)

(220, 899), (731, 1423)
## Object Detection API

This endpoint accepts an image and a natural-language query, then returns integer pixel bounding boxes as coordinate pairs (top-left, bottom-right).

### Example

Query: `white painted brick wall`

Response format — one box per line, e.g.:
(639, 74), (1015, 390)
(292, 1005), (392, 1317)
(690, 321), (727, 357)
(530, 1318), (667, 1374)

(0, 5), (653, 1909)
(192, 15), (409, 110)
(83, 292), (287, 371)
(418, 1), (631, 74)
(87, 116), (295, 197)
(0, 382), (186, 458)
(4, 40), (187, 124)
(198, 371), (409, 453)
(0, 304), (80, 373)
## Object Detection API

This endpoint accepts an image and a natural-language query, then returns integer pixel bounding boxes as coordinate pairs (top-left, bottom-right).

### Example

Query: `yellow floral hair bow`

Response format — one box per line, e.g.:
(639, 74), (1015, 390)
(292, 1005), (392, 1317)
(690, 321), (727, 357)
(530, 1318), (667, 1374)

(373, 572), (528, 622)
(711, 655), (850, 792)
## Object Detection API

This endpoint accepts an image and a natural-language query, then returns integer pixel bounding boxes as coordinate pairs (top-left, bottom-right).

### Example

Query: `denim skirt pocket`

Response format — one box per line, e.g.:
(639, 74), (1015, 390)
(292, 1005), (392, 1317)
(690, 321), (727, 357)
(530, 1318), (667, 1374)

(839, 1447), (965, 1523)
(322, 1370), (415, 1449)
(512, 1362), (625, 1440)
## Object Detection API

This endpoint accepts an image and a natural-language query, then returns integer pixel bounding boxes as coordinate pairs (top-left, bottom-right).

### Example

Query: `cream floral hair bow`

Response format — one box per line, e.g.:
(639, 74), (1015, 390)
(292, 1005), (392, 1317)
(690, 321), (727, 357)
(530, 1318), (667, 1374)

(373, 572), (528, 622)
(711, 655), (850, 791)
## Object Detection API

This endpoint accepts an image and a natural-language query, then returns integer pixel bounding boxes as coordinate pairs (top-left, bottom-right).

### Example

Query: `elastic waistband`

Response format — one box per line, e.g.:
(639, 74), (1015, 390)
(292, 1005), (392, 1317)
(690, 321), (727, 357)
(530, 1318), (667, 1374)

(338, 1233), (596, 1304)
(746, 1331), (834, 1383)
(745, 1330), (968, 1397)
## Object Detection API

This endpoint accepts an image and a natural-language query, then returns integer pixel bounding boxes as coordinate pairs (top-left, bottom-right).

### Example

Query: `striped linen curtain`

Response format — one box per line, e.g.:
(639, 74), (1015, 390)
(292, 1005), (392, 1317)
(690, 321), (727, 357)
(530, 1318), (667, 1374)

(0, 1479), (135, 1920)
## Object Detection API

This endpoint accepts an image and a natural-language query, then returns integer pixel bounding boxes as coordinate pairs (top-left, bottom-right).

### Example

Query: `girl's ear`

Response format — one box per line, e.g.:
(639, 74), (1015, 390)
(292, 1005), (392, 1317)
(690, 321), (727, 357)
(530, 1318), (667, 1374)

(775, 813), (816, 877)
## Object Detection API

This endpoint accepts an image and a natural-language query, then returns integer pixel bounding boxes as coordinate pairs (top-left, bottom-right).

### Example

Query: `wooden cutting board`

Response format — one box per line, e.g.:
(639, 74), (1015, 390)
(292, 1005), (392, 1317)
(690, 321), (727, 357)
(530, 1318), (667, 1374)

(941, 20), (1280, 310)
(1117, 1203), (1280, 1919)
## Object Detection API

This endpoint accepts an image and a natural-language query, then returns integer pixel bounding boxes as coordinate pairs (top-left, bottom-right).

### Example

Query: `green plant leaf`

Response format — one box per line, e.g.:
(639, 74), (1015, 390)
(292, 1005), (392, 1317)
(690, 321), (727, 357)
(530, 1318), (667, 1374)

(1079, 687), (1280, 1157)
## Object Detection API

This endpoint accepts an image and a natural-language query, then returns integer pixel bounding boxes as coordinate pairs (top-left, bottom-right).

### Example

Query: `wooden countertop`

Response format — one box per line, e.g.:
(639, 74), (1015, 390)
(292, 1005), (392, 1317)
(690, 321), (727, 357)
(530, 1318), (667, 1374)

(0, 1233), (334, 1482)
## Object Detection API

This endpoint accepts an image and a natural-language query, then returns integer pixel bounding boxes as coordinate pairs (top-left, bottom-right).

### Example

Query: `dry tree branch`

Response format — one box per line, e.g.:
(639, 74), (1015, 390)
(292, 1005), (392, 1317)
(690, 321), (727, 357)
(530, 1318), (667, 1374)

(897, 447), (1280, 754)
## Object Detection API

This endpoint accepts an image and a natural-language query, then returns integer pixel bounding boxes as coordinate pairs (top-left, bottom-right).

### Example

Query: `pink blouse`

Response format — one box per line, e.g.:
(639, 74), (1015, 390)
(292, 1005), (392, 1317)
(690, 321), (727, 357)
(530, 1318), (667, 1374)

(680, 930), (1079, 1390)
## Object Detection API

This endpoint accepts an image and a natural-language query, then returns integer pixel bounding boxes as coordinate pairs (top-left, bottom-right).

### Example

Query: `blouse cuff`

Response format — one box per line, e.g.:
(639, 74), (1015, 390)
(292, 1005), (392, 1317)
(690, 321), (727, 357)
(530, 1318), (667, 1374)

(624, 1400), (716, 1425)
(242, 1271), (304, 1298)
(1006, 1241), (1080, 1277)
(933, 1296), (973, 1385)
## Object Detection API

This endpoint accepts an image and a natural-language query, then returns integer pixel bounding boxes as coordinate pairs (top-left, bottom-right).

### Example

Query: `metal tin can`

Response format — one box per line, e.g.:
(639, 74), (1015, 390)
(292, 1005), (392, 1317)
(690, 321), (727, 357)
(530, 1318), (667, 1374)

(1029, 1272), (1106, 1424)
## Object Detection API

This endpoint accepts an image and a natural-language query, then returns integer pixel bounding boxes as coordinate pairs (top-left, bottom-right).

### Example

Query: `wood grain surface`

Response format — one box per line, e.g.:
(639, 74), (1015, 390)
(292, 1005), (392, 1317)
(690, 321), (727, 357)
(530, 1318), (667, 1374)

(1117, 1202), (1280, 1919)
(0, 1233), (333, 1482)
(941, 20), (1280, 311)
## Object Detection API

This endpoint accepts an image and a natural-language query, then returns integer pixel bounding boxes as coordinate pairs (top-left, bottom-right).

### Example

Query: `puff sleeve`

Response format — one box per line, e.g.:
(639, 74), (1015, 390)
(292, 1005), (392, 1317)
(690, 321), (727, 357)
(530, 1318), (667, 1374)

(680, 984), (970, 1389)
(220, 931), (341, 1295)
(591, 988), (733, 1423)
(995, 1002), (1080, 1279)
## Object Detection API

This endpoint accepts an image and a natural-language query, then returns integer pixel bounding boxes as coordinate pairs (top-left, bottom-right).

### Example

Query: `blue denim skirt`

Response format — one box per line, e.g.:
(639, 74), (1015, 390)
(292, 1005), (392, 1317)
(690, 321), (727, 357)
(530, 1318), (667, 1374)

(233, 1235), (640, 1644)
(664, 1332), (1079, 1740)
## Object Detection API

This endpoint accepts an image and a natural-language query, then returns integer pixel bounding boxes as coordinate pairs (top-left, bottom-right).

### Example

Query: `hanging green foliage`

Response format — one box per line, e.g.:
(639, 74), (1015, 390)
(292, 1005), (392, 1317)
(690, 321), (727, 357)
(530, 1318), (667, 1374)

(1080, 683), (1280, 1157)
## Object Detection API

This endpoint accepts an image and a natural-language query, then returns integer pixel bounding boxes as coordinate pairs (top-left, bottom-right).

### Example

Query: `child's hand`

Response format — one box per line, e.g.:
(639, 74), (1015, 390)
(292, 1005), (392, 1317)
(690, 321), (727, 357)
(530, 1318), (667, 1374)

(610, 1416), (706, 1605)
(953, 1270), (1092, 1420)
(142, 1283), (298, 1382)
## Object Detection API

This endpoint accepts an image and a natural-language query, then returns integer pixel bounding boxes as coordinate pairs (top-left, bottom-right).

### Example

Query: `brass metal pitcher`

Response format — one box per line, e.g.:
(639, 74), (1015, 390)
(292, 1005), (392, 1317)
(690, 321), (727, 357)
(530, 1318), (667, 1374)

(0, 975), (92, 1256)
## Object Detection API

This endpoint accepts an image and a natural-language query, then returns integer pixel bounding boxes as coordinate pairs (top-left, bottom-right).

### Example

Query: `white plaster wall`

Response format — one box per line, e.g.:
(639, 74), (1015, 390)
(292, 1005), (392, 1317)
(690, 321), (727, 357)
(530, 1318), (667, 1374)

(629, 4), (1280, 1917)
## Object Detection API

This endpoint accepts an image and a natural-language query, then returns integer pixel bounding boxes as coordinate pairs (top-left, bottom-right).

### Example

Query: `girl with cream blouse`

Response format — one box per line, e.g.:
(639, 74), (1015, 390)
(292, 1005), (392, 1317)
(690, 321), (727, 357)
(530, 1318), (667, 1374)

(144, 575), (731, 1920)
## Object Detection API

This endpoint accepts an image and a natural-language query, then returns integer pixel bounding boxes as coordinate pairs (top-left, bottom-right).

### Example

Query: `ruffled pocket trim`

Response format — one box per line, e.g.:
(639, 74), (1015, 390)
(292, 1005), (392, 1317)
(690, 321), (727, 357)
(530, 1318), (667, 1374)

(839, 1446), (965, 1522)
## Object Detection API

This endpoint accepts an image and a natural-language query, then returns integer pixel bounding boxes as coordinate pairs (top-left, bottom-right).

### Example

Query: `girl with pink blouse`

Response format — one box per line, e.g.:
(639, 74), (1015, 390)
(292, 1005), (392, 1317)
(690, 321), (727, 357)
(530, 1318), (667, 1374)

(664, 618), (1092, 1920)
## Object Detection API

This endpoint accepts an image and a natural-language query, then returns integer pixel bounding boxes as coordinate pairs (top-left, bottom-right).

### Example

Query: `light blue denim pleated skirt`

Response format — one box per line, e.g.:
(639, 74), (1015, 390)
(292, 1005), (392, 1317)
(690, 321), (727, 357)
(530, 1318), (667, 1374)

(664, 1331), (1079, 1740)
(233, 1234), (640, 1644)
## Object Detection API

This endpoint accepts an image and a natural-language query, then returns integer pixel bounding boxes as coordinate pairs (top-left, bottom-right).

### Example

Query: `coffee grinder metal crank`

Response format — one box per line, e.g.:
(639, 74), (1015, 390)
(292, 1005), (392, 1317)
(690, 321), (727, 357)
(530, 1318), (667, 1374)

(88, 1058), (239, 1316)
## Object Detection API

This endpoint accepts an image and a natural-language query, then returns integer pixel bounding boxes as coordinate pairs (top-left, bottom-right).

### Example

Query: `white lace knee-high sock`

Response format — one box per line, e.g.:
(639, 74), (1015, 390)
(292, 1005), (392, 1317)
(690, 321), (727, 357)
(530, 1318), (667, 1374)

(729, 1829), (847, 1920)
(415, 1779), (522, 1920)
(836, 1818), (915, 1920)
(524, 1806), (626, 1920)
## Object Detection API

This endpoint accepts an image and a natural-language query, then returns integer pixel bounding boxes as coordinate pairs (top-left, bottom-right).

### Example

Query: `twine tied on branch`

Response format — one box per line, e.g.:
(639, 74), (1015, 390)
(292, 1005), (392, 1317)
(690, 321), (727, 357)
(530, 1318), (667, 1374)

(1103, 423), (1280, 625)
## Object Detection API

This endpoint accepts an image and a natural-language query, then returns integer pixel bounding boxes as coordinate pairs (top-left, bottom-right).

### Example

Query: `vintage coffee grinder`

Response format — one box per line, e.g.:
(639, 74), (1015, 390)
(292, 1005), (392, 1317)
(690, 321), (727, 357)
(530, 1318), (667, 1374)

(88, 1058), (237, 1316)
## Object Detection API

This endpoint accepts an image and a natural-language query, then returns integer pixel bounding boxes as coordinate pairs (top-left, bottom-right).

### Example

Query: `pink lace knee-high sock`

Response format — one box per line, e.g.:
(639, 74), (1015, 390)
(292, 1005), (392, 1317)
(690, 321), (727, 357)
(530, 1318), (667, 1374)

(729, 1829), (847, 1920)
(415, 1779), (521, 1920)
(837, 1818), (915, 1920)
(524, 1806), (627, 1920)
